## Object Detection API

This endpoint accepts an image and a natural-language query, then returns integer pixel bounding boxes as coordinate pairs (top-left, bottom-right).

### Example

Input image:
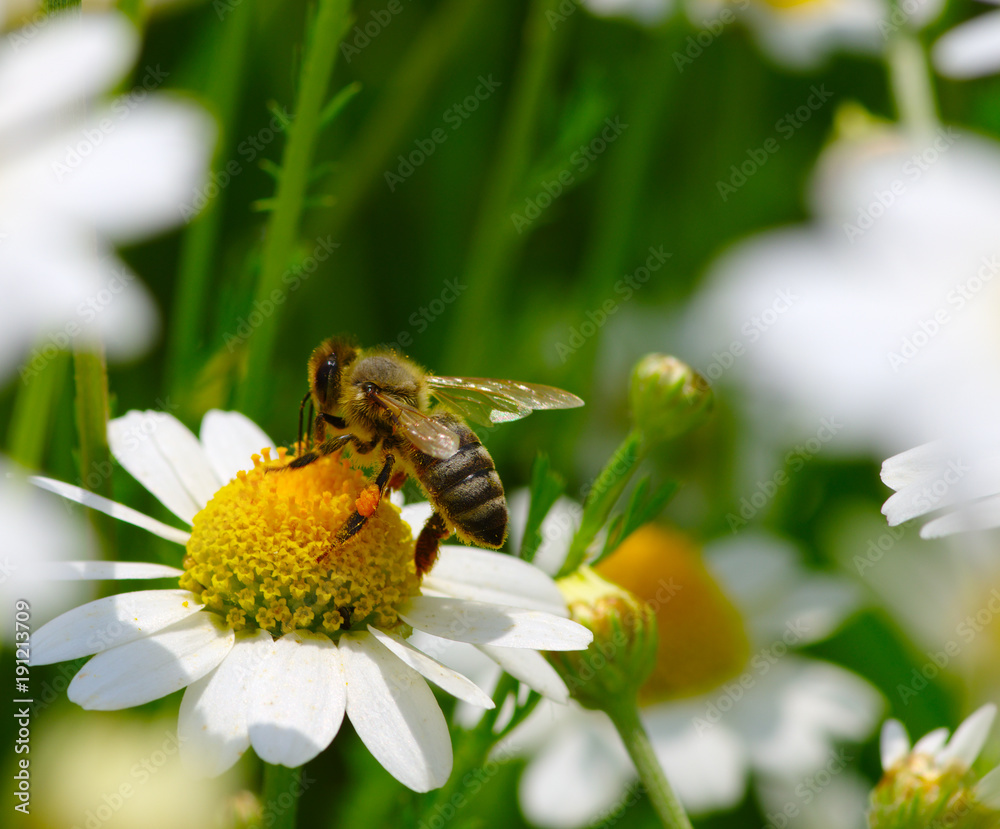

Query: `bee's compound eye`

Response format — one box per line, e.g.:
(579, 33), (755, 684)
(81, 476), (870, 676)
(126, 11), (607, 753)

(315, 355), (338, 403)
(361, 382), (377, 396)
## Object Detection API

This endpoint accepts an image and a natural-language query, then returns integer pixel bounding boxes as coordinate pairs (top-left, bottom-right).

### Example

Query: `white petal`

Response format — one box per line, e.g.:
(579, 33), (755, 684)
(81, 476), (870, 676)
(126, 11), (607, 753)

(913, 727), (949, 756)
(399, 596), (592, 650)
(199, 410), (274, 485)
(933, 11), (1000, 79)
(31, 589), (203, 665)
(423, 546), (569, 616)
(477, 644), (570, 703)
(37, 561), (184, 580)
(0, 12), (138, 138)
(29, 475), (191, 544)
(179, 629), (274, 776)
(368, 626), (494, 709)
(247, 631), (346, 767)
(399, 501), (434, 532)
(43, 98), (215, 243)
(341, 632), (452, 792)
(976, 766), (1000, 809)
(879, 719), (910, 768)
(68, 611), (234, 710)
(920, 495), (1000, 537)
(880, 442), (944, 490)
(108, 410), (218, 523)
(519, 710), (633, 829)
(939, 704), (997, 767)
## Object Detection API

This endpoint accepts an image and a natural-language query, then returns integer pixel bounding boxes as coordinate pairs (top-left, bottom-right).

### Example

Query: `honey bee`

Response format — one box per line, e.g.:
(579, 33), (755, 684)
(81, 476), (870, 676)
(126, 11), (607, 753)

(288, 336), (584, 575)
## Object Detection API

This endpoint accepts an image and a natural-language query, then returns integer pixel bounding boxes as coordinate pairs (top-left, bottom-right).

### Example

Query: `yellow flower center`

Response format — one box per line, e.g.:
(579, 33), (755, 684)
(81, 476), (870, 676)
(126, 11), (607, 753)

(752, 0), (827, 10)
(596, 525), (751, 704)
(179, 449), (419, 637)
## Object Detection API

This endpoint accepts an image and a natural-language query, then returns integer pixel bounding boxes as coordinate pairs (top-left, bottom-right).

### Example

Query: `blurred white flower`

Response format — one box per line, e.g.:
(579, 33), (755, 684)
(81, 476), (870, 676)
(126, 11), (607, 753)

(441, 516), (880, 825)
(685, 123), (1000, 459)
(0, 10), (214, 384)
(581, 0), (942, 68)
(933, 0), (1000, 79)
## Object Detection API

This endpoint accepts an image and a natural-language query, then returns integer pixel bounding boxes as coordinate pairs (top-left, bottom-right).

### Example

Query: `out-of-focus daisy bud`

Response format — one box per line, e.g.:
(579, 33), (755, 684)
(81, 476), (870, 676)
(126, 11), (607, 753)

(628, 354), (712, 445)
(549, 565), (658, 712)
(870, 704), (1000, 829)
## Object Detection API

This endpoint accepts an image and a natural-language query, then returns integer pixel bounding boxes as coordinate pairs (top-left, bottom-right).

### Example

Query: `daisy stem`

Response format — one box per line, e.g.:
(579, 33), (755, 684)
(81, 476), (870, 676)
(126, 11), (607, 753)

(606, 700), (693, 829)
(236, 0), (351, 418)
(261, 764), (302, 829)
(73, 345), (117, 556)
(886, 33), (938, 133)
(6, 350), (69, 469)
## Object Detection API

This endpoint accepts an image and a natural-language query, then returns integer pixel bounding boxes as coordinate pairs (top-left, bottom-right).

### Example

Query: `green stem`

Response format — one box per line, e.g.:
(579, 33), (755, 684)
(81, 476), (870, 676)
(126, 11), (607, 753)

(236, 0), (352, 418)
(6, 351), (69, 470)
(606, 700), (693, 829)
(886, 34), (938, 133)
(260, 764), (302, 829)
(443, 0), (565, 370)
(166, 0), (255, 406)
(43, 0), (80, 12)
(559, 429), (644, 577)
(73, 346), (116, 557)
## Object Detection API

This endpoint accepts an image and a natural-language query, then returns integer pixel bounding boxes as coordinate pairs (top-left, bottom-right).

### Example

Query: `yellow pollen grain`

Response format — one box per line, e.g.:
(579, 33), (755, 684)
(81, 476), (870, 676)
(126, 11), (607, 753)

(597, 525), (752, 703)
(180, 449), (419, 638)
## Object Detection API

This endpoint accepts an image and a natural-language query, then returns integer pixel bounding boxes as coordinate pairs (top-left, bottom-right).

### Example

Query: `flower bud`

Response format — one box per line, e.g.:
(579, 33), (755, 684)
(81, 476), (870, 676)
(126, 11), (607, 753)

(549, 566), (658, 712)
(870, 705), (1000, 829)
(628, 354), (712, 444)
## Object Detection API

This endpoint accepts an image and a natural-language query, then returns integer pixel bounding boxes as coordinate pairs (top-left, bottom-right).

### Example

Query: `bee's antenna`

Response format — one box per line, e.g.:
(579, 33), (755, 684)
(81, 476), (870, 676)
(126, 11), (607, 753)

(297, 390), (311, 454)
(308, 400), (315, 448)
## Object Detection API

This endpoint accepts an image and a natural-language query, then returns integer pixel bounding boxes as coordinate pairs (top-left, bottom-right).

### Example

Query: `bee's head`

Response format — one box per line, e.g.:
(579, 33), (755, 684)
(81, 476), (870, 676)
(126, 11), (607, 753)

(308, 337), (358, 411)
(348, 353), (425, 430)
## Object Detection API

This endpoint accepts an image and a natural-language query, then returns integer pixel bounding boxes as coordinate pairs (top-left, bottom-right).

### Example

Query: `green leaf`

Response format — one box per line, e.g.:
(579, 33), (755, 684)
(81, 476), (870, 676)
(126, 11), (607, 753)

(319, 81), (362, 128)
(593, 476), (679, 566)
(519, 453), (566, 563)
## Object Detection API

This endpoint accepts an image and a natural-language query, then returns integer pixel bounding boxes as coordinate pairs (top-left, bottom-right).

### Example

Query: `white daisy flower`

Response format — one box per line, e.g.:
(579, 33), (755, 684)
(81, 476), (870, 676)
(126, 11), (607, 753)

(933, 0), (1000, 79)
(0, 10), (214, 383)
(497, 524), (882, 825)
(871, 704), (1000, 827)
(28, 409), (592, 791)
(685, 124), (1000, 463)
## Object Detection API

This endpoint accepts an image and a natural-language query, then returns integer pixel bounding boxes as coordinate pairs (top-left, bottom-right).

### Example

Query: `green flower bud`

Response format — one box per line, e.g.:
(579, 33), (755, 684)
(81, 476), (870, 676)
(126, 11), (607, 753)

(549, 566), (658, 712)
(628, 354), (712, 445)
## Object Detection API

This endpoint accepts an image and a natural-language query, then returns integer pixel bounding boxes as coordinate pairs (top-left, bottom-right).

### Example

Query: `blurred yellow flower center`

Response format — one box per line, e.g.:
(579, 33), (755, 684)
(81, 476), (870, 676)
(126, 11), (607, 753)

(752, 0), (826, 10)
(179, 449), (418, 637)
(597, 525), (751, 703)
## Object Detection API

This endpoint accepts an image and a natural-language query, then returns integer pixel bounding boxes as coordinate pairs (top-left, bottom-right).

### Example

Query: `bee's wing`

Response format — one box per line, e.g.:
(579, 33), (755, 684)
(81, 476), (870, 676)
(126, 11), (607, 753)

(371, 390), (460, 460)
(428, 376), (584, 426)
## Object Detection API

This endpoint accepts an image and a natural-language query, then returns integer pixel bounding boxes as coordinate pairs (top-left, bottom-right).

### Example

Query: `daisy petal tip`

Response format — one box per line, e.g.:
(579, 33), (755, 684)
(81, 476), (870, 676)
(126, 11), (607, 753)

(940, 704), (997, 767)
(879, 718), (910, 769)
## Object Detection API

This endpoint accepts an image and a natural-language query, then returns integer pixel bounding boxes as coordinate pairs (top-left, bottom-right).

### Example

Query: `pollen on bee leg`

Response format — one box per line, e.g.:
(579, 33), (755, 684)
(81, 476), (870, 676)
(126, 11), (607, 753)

(356, 484), (382, 517)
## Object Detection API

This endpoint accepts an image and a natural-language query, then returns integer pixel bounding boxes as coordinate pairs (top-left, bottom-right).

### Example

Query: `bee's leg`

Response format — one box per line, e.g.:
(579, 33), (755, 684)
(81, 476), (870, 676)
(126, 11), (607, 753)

(415, 512), (451, 577)
(317, 454), (397, 563)
(388, 470), (408, 490)
(285, 434), (354, 470)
